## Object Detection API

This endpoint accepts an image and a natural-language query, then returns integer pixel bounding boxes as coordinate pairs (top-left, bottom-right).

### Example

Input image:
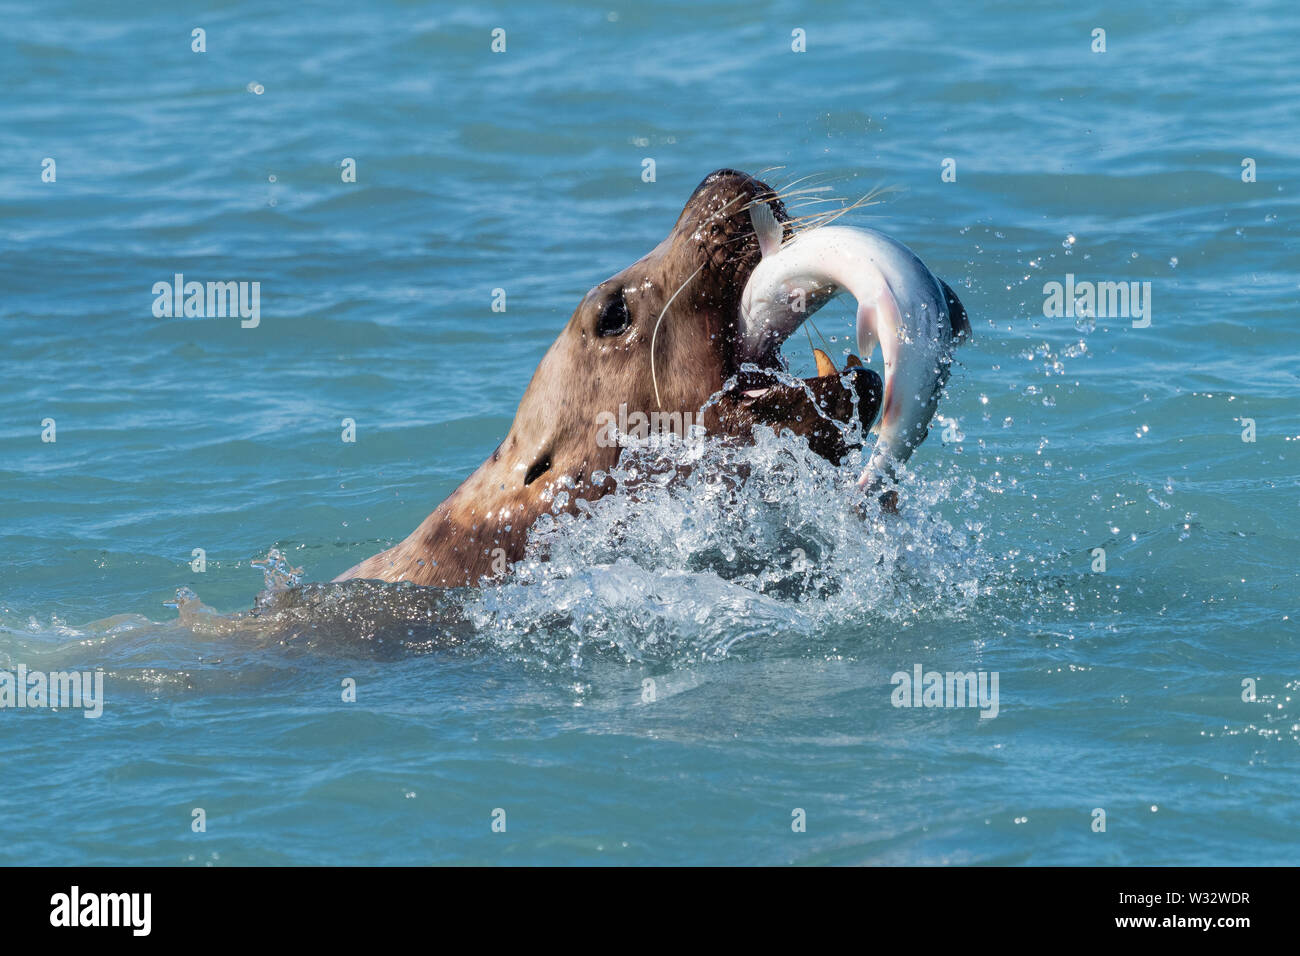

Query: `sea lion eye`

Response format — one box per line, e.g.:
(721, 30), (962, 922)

(596, 293), (631, 337)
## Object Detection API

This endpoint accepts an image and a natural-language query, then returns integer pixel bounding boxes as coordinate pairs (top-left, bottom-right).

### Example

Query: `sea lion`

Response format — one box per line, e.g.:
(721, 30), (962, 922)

(334, 169), (882, 588)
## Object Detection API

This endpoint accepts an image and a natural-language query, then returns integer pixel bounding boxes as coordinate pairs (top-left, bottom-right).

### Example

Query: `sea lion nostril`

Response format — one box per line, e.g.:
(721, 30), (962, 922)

(524, 455), (552, 486)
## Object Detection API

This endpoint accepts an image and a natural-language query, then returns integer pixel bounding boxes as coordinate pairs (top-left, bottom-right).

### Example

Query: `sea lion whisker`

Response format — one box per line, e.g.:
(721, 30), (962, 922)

(783, 196), (851, 207)
(739, 186), (833, 211)
(779, 185), (898, 237)
(781, 199), (854, 216)
(650, 260), (705, 409)
(790, 194), (889, 223)
(737, 190), (831, 220)
(769, 171), (844, 197)
(786, 198), (891, 237)
(822, 186), (897, 220)
(771, 185), (839, 200)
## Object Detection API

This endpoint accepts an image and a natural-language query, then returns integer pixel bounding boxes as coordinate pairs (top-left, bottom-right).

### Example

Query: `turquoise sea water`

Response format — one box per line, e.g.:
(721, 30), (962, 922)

(1, 0), (1297, 865)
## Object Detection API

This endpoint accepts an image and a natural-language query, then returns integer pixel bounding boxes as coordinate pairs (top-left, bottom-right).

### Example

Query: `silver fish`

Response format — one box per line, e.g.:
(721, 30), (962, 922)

(739, 204), (969, 492)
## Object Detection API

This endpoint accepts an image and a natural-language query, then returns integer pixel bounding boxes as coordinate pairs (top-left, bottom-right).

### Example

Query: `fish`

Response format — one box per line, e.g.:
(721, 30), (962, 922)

(739, 203), (970, 498)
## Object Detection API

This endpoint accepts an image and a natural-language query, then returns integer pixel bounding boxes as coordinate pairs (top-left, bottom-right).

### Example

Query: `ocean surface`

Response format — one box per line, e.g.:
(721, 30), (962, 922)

(1, 0), (1297, 865)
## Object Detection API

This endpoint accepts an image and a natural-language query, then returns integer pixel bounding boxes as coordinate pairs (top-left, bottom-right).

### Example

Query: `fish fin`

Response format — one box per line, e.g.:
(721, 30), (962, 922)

(855, 322), (878, 365)
(938, 278), (971, 343)
(748, 201), (783, 259)
(854, 297), (884, 364)
(856, 283), (901, 443)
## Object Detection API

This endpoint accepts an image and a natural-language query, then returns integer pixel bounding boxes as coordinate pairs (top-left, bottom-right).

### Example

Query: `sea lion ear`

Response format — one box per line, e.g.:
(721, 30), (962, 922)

(748, 201), (783, 259)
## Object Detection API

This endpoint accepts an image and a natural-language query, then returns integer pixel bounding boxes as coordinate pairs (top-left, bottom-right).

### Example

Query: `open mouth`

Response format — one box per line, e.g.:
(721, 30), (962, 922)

(715, 341), (883, 479)
(729, 346), (882, 436)
(714, 198), (883, 441)
(721, 274), (883, 463)
(729, 200), (840, 374)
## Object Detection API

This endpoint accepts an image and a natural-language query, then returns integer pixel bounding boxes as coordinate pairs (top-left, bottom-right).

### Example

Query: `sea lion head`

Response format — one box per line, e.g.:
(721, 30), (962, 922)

(502, 169), (880, 491)
(335, 169), (881, 587)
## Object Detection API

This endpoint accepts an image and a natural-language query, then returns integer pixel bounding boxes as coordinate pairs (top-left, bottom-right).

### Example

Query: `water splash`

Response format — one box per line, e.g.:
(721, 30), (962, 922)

(463, 385), (992, 670)
(6, 396), (998, 672)
(193, 368), (999, 669)
(251, 549), (304, 595)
